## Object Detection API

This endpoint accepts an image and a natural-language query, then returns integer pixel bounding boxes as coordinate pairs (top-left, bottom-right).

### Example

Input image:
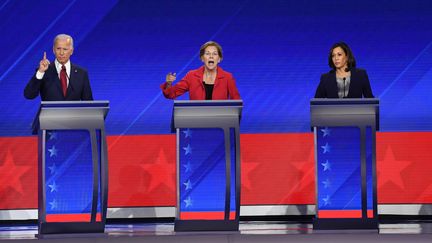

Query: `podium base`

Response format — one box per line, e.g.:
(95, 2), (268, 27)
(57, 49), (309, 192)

(313, 218), (378, 230)
(38, 222), (105, 235)
(174, 220), (239, 232)
(36, 232), (106, 239)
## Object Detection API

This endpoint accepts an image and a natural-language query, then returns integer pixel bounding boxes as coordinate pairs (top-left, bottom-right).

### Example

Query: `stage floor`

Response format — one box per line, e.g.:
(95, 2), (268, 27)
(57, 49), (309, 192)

(1, 221), (431, 242)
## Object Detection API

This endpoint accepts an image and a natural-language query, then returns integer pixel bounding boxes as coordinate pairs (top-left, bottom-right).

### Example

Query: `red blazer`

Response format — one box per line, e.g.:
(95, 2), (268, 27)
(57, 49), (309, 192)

(160, 66), (241, 100)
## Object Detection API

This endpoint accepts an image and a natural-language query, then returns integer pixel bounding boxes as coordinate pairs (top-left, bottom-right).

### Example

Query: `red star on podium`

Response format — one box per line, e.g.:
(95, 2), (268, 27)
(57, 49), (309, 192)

(416, 183), (432, 203)
(0, 150), (32, 194)
(377, 146), (412, 190)
(280, 149), (315, 204)
(241, 160), (260, 191)
(141, 149), (175, 193)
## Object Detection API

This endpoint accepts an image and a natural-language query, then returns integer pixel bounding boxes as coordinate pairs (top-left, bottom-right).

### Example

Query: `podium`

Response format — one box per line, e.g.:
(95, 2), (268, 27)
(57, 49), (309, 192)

(32, 101), (109, 236)
(171, 100), (243, 231)
(310, 98), (379, 230)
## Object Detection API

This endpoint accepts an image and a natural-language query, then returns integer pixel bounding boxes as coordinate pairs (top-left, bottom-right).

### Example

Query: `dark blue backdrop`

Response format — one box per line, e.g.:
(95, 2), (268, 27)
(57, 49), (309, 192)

(1, 0), (431, 136)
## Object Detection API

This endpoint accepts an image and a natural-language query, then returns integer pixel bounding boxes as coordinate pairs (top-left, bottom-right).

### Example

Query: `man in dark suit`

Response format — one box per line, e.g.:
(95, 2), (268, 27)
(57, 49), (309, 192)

(24, 34), (93, 101)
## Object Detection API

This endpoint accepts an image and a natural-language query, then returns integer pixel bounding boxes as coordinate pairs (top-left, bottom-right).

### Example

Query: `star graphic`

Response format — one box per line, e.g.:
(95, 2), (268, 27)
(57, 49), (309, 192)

(141, 149), (176, 193)
(0, 149), (32, 194)
(49, 199), (58, 210)
(323, 195), (331, 206)
(321, 143), (331, 154)
(48, 181), (59, 193)
(416, 184), (432, 202)
(48, 131), (57, 140)
(279, 149), (316, 203)
(321, 127), (331, 137)
(48, 163), (57, 175)
(183, 179), (193, 190)
(241, 160), (260, 191)
(48, 145), (58, 157)
(377, 146), (412, 190)
(182, 129), (192, 138)
(183, 160), (192, 173)
(321, 160), (331, 171)
(183, 144), (192, 155)
(184, 196), (192, 208)
(322, 178), (331, 189)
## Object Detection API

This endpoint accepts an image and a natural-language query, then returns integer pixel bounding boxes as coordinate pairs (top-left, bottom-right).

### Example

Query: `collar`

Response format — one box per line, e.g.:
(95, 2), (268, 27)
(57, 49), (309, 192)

(195, 66), (224, 79)
(55, 59), (71, 72)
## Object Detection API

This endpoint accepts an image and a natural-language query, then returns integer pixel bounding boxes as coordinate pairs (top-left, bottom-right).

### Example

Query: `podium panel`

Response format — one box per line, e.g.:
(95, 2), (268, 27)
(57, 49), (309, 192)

(33, 101), (109, 236)
(172, 100), (242, 231)
(310, 99), (379, 230)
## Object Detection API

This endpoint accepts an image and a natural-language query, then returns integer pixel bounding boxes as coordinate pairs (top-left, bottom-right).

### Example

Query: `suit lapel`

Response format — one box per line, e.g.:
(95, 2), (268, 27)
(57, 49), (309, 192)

(214, 66), (223, 88)
(330, 71), (339, 97)
(196, 66), (205, 88)
(348, 68), (356, 97)
(66, 63), (77, 98)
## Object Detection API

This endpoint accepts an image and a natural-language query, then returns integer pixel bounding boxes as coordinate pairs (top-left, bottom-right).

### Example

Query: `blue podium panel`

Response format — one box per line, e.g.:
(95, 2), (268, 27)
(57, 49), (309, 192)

(178, 128), (237, 220)
(315, 126), (374, 219)
(44, 130), (102, 221)
(172, 100), (242, 231)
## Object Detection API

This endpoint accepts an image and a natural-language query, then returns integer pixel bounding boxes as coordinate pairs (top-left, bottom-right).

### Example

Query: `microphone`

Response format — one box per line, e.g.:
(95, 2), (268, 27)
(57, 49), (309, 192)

(343, 77), (346, 98)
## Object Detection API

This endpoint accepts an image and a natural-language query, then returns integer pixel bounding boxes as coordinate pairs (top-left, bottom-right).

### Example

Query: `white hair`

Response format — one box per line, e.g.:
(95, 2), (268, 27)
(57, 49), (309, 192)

(53, 34), (74, 49)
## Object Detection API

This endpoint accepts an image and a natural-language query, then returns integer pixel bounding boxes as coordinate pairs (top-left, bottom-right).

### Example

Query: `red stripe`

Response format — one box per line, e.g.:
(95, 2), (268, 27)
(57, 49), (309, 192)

(46, 213), (102, 222)
(367, 210), (374, 218)
(229, 211), (236, 220)
(180, 211), (236, 220)
(318, 210), (362, 218)
(318, 210), (375, 218)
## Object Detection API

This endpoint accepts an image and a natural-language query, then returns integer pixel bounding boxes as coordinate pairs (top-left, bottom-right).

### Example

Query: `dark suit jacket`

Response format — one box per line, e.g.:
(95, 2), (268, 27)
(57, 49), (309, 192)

(314, 68), (374, 98)
(24, 62), (93, 101)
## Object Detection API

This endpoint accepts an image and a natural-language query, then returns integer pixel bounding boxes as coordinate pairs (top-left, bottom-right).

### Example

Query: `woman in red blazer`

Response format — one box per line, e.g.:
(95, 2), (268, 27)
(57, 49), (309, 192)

(160, 41), (241, 100)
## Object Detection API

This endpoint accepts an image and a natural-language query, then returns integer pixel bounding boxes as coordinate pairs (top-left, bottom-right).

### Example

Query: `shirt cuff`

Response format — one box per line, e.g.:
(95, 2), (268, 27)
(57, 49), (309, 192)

(36, 71), (45, 80)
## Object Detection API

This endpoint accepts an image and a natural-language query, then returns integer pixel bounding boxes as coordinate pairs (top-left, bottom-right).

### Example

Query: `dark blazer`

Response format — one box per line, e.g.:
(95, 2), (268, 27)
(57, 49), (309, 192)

(314, 68), (374, 98)
(24, 62), (93, 101)
(160, 66), (241, 100)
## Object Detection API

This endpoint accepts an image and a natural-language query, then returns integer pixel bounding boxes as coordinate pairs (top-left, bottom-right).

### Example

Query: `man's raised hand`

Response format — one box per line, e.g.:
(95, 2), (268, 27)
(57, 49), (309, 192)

(38, 52), (50, 73)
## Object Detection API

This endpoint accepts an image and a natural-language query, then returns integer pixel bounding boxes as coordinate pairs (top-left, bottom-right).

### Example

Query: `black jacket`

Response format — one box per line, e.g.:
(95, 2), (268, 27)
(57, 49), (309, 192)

(314, 68), (374, 98)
